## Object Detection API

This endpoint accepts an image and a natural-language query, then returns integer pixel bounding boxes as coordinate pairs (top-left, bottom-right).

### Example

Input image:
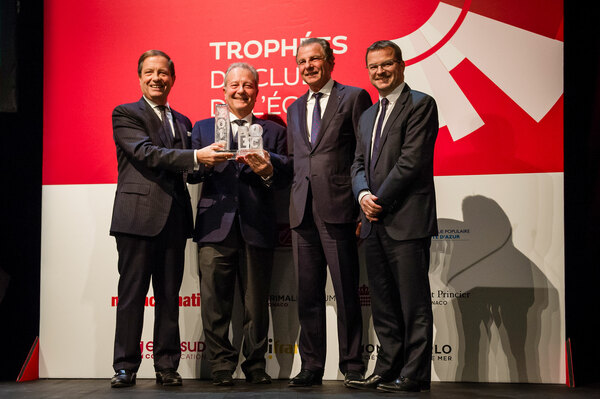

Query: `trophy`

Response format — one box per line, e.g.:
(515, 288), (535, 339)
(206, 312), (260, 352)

(214, 103), (231, 151)
(237, 123), (264, 156)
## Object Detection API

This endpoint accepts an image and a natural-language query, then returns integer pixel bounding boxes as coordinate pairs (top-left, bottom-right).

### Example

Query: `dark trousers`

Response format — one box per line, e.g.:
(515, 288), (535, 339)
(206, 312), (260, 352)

(198, 219), (273, 376)
(113, 201), (187, 372)
(365, 223), (433, 382)
(292, 191), (364, 375)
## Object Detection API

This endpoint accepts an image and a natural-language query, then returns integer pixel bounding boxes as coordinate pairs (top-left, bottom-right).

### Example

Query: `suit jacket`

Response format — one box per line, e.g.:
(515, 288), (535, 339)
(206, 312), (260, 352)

(287, 81), (372, 228)
(351, 84), (439, 240)
(110, 97), (194, 238)
(190, 117), (290, 249)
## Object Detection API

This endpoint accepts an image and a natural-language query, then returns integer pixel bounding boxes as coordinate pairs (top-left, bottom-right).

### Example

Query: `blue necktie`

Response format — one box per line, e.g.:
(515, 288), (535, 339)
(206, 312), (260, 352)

(370, 97), (389, 175)
(311, 92), (323, 145)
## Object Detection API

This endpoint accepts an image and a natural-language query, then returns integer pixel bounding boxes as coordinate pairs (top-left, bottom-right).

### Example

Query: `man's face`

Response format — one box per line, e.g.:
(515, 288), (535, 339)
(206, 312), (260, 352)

(297, 43), (334, 92)
(367, 47), (405, 96)
(138, 55), (174, 105)
(223, 67), (258, 118)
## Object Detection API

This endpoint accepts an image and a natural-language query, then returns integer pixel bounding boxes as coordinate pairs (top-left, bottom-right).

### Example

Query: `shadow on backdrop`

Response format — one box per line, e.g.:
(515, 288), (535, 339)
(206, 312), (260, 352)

(430, 195), (560, 382)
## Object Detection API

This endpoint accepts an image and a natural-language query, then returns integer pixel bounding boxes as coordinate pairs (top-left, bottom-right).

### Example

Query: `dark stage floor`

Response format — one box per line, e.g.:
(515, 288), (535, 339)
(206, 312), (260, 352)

(0, 379), (598, 399)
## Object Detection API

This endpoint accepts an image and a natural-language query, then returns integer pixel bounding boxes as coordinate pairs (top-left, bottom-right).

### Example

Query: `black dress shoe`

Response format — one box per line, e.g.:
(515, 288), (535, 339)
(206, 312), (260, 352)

(245, 369), (272, 384)
(212, 370), (234, 386)
(155, 368), (182, 386)
(345, 373), (386, 389)
(288, 369), (322, 387)
(377, 376), (430, 392)
(110, 369), (136, 388)
(343, 370), (363, 387)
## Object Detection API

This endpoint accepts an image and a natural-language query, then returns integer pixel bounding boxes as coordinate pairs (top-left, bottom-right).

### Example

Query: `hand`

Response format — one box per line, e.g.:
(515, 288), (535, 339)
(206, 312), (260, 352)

(360, 193), (383, 222)
(236, 150), (273, 178)
(196, 142), (234, 167)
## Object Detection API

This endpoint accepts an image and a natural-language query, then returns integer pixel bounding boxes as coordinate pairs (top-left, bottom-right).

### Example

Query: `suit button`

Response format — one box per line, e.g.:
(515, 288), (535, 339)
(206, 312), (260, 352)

(305, 176), (309, 180)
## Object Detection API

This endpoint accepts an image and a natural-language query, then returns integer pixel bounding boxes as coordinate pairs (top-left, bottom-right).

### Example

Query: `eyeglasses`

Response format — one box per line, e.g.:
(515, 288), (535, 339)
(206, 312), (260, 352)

(367, 60), (400, 72)
(297, 56), (325, 66)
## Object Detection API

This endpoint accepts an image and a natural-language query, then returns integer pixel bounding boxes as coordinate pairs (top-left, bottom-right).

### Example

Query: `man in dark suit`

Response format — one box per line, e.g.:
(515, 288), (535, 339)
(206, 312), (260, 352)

(348, 40), (439, 393)
(191, 62), (290, 386)
(110, 49), (232, 388)
(286, 38), (372, 387)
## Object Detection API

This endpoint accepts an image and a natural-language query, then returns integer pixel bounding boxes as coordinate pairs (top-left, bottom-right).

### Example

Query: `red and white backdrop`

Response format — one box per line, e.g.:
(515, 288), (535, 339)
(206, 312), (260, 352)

(40, 0), (564, 382)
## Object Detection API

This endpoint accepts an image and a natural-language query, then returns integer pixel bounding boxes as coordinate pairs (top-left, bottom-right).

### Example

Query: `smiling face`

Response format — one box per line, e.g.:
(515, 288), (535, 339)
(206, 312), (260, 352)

(138, 55), (174, 105)
(223, 67), (258, 119)
(297, 42), (334, 92)
(367, 46), (405, 97)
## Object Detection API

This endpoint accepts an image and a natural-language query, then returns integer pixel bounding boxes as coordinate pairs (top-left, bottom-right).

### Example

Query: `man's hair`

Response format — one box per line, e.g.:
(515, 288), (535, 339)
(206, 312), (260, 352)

(137, 49), (175, 77)
(365, 40), (403, 66)
(297, 38), (335, 64)
(224, 62), (259, 86)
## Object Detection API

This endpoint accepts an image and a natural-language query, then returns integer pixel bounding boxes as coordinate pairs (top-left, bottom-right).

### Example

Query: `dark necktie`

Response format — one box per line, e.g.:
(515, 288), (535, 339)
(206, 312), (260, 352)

(311, 92), (323, 145)
(157, 105), (174, 147)
(371, 97), (389, 160)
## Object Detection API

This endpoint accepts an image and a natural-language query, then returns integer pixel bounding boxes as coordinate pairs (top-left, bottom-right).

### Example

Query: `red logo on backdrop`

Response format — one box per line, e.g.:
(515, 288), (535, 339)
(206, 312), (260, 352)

(43, 0), (563, 185)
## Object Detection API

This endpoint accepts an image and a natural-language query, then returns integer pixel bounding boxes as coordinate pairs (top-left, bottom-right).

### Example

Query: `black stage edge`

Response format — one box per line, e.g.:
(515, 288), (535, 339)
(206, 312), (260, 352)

(564, 2), (600, 387)
(1, 0), (599, 389)
(0, 380), (599, 399)
(0, 0), (43, 381)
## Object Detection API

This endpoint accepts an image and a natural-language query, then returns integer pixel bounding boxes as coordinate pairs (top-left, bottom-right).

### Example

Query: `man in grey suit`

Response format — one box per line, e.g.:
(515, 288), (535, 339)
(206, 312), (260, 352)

(109, 49), (231, 388)
(286, 38), (372, 387)
(191, 62), (290, 386)
(348, 40), (439, 393)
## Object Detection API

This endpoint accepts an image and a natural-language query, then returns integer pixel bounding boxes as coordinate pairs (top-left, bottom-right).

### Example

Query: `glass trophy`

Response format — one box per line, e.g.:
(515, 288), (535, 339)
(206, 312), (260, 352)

(237, 123), (264, 156)
(214, 103), (231, 151)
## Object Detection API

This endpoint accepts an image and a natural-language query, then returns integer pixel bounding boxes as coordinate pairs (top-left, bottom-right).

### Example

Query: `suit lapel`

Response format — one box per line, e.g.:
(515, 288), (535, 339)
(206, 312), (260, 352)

(371, 85), (410, 168)
(172, 110), (188, 149)
(313, 82), (342, 150)
(362, 105), (377, 178)
(139, 97), (173, 148)
(296, 92), (311, 150)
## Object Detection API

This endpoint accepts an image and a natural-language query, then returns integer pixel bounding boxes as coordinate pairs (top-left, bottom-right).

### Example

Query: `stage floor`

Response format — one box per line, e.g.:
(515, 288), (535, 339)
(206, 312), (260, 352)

(0, 379), (598, 398)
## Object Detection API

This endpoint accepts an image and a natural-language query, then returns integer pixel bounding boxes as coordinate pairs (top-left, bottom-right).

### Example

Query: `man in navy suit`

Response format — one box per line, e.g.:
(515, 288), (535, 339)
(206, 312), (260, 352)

(191, 62), (290, 386)
(348, 40), (438, 393)
(286, 38), (372, 387)
(110, 50), (231, 388)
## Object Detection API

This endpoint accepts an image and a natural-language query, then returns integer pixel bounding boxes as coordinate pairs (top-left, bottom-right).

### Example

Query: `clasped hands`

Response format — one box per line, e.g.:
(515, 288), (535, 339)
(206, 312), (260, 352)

(360, 193), (383, 222)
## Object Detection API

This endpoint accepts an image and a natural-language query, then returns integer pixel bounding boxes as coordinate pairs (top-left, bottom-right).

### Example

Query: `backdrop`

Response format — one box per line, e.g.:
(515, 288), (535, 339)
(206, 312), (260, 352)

(40, 0), (564, 382)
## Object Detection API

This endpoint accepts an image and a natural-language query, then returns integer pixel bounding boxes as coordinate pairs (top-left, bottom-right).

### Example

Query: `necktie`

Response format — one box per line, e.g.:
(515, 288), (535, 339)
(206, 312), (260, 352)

(311, 92), (323, 145)
(371, 97), (389, 160)
(157, 105), (174, 147)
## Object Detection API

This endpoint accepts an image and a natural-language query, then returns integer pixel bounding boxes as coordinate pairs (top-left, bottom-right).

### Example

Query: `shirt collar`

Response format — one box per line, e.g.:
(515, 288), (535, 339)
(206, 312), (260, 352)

(309, 78), (334, 99)
(379, 82), (405, 105)
(143, 96), (170, 111)
(229, 112), (253, 125)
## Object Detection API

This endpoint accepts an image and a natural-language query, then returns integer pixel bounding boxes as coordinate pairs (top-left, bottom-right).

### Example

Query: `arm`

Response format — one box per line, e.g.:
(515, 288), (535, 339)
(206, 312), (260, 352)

(113, 105), (195, 172)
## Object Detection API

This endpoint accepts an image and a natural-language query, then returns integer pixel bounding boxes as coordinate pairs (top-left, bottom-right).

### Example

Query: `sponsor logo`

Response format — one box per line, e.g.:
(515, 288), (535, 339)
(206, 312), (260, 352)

(140, 340), (206, 360)
(432, 228), (470, 241)
(362, 343), (381, 361)
(432, 344), (453, 361)
(359, 284), (370, 307)
(431, 290), (471, 305)
(267, 338), (298, 359)
(268, 294), (296, 308)
(111, 293), (201, 307)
